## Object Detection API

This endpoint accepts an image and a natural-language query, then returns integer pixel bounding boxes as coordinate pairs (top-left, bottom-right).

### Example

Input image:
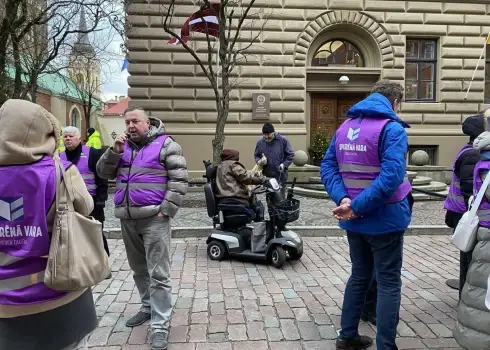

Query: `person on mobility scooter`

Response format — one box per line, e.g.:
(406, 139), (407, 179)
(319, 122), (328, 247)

(202, 150), (303, 268)
(215, 149), (266, 230)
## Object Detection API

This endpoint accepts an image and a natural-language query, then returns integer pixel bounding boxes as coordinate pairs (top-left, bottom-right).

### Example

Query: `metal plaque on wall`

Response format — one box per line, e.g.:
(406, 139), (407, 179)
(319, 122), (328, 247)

(252, 93), (270, 120)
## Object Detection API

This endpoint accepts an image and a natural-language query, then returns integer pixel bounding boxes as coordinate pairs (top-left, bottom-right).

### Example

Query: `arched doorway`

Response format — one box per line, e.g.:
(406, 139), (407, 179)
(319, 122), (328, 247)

(310, 39), (367, 138)
(306, 25), (383, 146)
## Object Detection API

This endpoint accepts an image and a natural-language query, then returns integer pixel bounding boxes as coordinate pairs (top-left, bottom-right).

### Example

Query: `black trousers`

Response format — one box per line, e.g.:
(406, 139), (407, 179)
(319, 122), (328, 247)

(90, 205), (109, 256)
(445, 210), (473, 298)
(459, 250), (473, 298)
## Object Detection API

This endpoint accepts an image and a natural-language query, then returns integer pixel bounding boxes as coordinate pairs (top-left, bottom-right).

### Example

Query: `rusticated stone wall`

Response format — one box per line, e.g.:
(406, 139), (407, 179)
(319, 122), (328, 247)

(126, 0), (490, 172)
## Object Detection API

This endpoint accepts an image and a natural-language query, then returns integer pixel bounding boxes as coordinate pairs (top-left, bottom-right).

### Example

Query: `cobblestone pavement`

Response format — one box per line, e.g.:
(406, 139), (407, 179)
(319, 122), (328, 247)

(104, 192), (446, 230)
(87, 236), (462, 349)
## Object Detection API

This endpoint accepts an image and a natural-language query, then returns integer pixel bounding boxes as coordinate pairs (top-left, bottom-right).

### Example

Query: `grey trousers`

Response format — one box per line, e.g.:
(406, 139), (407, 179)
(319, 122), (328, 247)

(121, 215), (172, 334)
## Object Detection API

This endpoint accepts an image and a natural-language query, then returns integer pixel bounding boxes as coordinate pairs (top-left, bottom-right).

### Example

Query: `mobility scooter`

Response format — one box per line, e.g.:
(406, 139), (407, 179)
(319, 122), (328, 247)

(202, 160), (303, 268)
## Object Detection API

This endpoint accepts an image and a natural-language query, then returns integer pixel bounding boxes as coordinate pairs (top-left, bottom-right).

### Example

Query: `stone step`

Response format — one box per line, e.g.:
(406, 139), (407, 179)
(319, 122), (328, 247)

(301, 183), (325, 191)
(290, 186), (330, 199)
(412, 176), (431, 186)
(412, 181), (447, 192)
(309, 176), (321, 183)
(412, 189), (448, 201)
(406, 171), (417, 179)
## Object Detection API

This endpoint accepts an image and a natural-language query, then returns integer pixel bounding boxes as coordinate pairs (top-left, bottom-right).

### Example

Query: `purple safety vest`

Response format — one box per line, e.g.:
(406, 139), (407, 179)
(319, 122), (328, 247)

(335, 117), (411, 203)
(444, 144), (473, 214)
(60, 145), (96, 196)
(114, 134), (170, 207)
(0, 156), (71, 306)
(473, 160), (490, 228)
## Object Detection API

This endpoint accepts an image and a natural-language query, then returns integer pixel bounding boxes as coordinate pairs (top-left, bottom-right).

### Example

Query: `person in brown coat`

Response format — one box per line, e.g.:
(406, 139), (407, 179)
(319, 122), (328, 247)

(215, 149), (266, 206)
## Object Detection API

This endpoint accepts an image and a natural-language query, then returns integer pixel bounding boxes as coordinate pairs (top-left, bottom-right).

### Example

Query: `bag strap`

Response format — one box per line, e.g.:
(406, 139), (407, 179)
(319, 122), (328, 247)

(469, 170), (490, 217)
(53, 156), (74, 211)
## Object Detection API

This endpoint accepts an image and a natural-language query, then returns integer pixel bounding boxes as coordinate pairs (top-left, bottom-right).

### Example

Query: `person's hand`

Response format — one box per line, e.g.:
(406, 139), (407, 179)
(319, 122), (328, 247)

(257, 153), (267, 166)
(157, 212), (166, 217)
(340, 198), (351, 207)
(333, 198), (356, 220)
(279, 163), (285, 172)
(113, 134), (127, 153)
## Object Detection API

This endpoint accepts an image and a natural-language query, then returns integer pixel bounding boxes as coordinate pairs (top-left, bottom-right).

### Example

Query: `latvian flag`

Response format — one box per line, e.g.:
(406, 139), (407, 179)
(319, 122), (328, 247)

(168, 3), (220, 45)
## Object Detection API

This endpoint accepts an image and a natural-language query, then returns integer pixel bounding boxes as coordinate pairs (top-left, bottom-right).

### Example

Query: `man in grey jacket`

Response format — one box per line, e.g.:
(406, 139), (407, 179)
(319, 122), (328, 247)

(97, 106), (188, 350)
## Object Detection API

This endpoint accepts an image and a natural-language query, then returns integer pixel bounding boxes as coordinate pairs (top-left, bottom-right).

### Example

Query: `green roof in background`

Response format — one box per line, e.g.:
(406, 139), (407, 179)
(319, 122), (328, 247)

(6, 63), (102, 108)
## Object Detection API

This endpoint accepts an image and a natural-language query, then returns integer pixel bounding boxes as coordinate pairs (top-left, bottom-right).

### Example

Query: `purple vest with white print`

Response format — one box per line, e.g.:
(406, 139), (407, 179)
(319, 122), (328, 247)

(335, 117), (411, 203)
(60, 145), (96, 196)
(473, 160), (490, 228)
(444, 144), (473, 214)
(0, 156), (71, 305)
(114, 134), (170, 207)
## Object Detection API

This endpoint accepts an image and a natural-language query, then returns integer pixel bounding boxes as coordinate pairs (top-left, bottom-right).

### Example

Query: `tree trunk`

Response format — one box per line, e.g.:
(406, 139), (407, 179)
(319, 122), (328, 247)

(12, 37), (22, 99)
(29, 73), (38, 103)
(211, 1), (229, 164)
(0, 0), (22, 105)
(212, 108), (226, 164)
(85, 100), (92, 131)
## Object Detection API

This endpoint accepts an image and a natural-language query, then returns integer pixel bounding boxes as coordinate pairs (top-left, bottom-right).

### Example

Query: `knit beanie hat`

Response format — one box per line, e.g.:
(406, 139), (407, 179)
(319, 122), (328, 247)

(262, 123), (275, 134)
(462, 115), (485, 141)
(221, 149), (239, 161)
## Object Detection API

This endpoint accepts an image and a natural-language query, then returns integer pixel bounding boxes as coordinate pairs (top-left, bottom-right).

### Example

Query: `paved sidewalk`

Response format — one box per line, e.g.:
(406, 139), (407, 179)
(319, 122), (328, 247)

(87, 236), (463, 349)
(103, 193), (447, 230)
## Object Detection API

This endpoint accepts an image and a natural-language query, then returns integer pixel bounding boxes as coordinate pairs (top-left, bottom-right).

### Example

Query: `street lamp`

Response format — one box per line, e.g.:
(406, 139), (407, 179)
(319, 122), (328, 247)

(111, 131), (117, 140)
(339, 75), (349, 85)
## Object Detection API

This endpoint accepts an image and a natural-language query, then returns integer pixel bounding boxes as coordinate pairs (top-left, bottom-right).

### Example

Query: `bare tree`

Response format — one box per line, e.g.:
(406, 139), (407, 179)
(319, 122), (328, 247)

(0, 0), (125, 105)
(162, 0), (268, 163)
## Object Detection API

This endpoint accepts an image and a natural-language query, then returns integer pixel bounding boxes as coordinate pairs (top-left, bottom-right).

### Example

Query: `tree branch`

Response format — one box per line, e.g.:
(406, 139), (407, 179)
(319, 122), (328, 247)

(162, 0), (212, 83)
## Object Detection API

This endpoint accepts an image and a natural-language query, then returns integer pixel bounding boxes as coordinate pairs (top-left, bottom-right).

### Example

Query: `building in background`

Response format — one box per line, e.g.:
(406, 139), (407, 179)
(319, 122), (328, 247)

(125, 0), (490, 172)
(97, 96), (130, 146)
(3, 4), (102, 135)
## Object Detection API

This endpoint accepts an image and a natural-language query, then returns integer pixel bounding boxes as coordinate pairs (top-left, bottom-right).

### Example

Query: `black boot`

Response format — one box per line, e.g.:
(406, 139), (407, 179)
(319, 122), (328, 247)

(336, 335), (373, 350)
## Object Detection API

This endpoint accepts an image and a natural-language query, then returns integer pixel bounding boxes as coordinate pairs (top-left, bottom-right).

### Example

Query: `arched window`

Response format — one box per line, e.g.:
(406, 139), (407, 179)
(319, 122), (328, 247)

(312, 39), (364, 67)
(70, 106), (81, 130)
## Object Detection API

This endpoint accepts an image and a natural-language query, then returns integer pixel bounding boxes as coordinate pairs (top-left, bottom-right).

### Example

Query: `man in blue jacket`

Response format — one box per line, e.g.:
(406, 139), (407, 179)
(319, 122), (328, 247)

(254, 123), (295, 195)
(321, 80), (412, 350)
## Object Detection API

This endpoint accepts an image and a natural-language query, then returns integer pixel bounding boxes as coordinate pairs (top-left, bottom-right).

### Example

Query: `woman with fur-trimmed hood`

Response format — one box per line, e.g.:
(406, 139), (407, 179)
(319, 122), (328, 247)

(453, 113), (490, 349)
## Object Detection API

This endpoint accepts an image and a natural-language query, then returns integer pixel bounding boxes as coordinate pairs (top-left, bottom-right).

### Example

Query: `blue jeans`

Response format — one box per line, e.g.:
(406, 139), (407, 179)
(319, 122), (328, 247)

(340, 231), (404, 350)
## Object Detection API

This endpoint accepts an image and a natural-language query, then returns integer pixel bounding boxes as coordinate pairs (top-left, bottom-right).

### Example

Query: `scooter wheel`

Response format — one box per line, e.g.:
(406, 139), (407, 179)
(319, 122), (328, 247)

(207, 240), (226, 261)
(271, 246), (286, 268)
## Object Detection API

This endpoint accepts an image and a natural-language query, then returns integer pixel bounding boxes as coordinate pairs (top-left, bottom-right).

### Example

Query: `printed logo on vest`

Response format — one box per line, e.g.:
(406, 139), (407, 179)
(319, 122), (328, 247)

(0, 197), (24, 222)
(347, 127), (360, 141)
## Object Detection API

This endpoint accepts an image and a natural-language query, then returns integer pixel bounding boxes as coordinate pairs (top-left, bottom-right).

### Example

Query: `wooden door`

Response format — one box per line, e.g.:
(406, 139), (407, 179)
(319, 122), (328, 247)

(310, 94), (366, 144)
(337, 95), (364, 126)
(310, 95), (337, 139)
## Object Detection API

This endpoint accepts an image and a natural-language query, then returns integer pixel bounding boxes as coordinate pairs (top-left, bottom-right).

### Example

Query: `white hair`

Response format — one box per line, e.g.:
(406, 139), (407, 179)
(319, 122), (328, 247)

(62, 126), (81, 136)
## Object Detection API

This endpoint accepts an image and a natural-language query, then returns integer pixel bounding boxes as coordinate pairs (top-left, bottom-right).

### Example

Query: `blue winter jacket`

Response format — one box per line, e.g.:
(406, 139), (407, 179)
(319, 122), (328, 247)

(320, 93), (412, 235)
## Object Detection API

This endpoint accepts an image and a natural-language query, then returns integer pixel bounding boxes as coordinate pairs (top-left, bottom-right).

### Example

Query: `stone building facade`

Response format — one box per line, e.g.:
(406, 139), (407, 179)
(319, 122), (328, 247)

(126, 0), (490, 172)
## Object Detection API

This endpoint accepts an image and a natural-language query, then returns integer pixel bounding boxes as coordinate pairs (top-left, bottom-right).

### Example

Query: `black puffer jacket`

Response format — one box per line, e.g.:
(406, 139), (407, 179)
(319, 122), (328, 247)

(445, 115), (486, 228)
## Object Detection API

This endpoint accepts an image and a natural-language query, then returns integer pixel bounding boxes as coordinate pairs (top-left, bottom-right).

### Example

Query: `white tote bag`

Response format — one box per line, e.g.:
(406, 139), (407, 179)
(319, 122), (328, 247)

(451, 172), (490, 252)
